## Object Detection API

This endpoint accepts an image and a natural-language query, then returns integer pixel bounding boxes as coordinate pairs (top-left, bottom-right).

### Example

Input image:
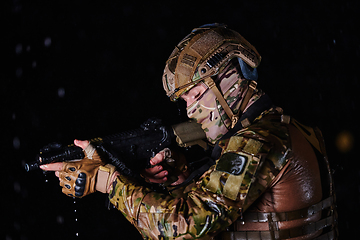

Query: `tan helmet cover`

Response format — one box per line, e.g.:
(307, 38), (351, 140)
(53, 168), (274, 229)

(162, 24), (261, 101)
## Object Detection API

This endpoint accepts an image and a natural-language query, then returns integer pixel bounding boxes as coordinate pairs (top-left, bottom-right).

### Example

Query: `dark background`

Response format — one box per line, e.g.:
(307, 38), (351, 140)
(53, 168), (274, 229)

(2, 1), (359, 239)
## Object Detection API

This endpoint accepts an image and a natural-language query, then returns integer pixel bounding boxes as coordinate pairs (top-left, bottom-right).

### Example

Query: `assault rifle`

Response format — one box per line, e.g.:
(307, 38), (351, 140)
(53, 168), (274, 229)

(25, 119), (207, 184)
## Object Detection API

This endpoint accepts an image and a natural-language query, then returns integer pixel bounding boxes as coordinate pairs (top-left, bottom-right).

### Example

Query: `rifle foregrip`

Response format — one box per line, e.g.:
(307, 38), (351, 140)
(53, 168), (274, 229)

(25, 146), (85, 172)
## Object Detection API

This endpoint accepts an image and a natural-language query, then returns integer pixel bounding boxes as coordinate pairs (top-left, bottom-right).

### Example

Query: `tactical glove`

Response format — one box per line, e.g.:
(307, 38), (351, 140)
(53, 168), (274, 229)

(59, 144), (116, 197)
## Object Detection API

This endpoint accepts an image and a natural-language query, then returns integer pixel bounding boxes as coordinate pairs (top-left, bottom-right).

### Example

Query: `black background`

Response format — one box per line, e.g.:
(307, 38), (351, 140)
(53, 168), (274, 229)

(3, 1), (359, 239)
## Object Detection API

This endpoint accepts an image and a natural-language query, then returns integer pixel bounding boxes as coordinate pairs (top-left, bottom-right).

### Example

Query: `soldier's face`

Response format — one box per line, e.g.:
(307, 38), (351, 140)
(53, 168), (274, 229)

(180, 83), (208, 107)
(182, 82), (230, 144)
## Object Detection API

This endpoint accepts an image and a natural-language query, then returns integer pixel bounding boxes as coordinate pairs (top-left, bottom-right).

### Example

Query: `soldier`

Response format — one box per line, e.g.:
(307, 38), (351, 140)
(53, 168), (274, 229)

(42, 24), (337, 239)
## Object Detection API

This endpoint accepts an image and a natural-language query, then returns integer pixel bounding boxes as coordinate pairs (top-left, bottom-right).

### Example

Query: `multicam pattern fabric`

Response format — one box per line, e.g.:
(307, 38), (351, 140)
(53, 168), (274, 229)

(187, 61), (264, 144)
(109, 109), (291, 240)
(162, 25), (261, 101)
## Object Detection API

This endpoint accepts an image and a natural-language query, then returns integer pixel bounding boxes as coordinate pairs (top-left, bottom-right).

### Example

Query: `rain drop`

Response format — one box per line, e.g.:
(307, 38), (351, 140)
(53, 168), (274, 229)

(13, 137), (20, 150)
(56, 215), (64, 224)
(44, 37), (52, 47)
(15, 43), (22, 55)
(58, 87), (65, 98)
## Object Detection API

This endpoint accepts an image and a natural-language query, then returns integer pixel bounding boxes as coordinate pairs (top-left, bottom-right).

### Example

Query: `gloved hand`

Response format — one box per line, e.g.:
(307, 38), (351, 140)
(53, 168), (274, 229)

(40, 139), (116, 198)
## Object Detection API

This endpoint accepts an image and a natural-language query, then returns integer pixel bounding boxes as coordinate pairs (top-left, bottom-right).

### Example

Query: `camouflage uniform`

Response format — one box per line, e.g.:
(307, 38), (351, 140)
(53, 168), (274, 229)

(108, 108), (337, 239)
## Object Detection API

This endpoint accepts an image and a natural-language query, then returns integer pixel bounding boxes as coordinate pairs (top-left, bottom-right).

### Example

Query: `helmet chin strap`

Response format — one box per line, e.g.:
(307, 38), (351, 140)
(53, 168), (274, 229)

(203, 77), (257, 128)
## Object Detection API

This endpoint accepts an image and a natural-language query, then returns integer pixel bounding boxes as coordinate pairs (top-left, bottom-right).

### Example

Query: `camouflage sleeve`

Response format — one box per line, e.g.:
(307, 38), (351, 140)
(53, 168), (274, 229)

(109, 127), (290, 239)
(109, 173), (240, 239)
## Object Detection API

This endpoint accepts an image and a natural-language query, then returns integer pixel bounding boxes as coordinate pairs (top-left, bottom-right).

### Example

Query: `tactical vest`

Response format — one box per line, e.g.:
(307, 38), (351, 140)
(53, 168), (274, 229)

(217, 110), (338, 240)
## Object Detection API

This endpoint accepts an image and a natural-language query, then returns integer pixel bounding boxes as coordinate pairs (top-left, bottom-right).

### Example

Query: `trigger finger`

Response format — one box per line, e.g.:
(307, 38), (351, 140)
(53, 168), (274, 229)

(150, 152), (164, 165)
(40, 162), (64, 171)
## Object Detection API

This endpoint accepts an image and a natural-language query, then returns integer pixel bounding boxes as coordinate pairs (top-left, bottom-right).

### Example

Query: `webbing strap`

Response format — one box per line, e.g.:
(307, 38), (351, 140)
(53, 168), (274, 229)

(204, 77), (257, 128)
(204, 77), (236, 125)
(222, 215), (335, 240)
(240, 196), (334, 223)
(222, 231), (272, 240)
(272, 215), (334, 239)
(239, 80), (257, 113)
(222, 228), (336, 240)
(221, 197), (336, 240)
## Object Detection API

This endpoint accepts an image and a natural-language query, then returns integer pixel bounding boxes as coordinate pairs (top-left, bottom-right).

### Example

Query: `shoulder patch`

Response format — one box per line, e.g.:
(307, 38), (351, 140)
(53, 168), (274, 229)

(205, 151), (258, 201)
(204, 135), (270, 201)
(216, 152), (248, 176)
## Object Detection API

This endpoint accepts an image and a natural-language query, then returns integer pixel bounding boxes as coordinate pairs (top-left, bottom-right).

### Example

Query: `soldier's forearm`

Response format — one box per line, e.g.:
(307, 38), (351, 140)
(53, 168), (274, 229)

(108, 175), (239, 239)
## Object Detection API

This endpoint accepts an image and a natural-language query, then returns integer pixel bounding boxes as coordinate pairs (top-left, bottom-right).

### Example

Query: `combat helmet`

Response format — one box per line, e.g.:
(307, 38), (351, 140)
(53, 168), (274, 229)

(162, 23), (261, 127)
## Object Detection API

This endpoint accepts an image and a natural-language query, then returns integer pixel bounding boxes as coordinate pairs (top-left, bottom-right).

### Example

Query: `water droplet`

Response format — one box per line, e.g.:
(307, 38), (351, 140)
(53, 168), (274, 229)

(56, 215), (64, 224)
(74, 209), (77, 213)
(75, 233), (79, 237)
(15, 44), (22, 55)
(13, 137), (20, 150)
(44, 37), (52, 47)
(58, 87), (65, 98)
(75, 218), (78, 222)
